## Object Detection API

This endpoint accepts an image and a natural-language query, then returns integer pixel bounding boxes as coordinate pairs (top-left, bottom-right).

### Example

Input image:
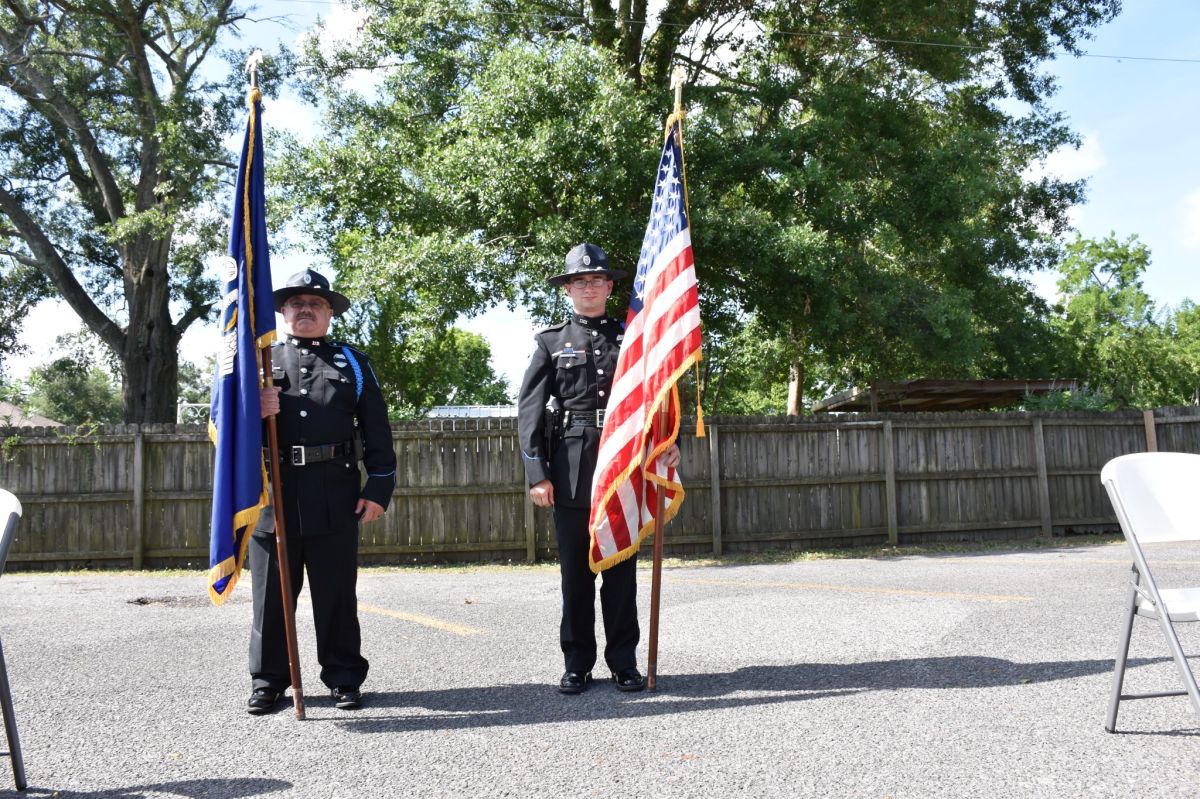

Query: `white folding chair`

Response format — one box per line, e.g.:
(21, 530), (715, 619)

(1100, 452), (1200, 733)
(0, 489), (26, 790)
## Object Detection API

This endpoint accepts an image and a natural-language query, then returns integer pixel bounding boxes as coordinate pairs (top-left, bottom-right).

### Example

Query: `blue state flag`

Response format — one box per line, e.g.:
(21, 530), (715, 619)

(208, 88), (277, 605)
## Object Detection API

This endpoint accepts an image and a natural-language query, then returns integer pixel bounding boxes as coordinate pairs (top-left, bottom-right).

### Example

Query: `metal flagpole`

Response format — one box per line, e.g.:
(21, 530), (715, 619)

(646, 66), (690, 693)
(248, 51), (305, 719)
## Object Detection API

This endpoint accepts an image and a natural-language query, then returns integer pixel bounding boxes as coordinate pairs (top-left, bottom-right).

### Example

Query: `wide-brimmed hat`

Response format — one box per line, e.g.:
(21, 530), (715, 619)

(547, 242), (628, 287)
(272, 269), (351, 316)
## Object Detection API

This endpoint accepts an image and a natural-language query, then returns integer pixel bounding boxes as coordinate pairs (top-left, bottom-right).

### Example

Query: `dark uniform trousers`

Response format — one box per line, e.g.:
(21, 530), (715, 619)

(249, 335), (395, 693)
(554, 505), (639, 674)
(249, 527), (366, 692)
(518, 313), (639, 674)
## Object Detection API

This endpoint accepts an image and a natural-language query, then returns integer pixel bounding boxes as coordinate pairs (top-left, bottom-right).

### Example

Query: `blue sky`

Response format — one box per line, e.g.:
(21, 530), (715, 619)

(9, 1), (1198, 393)
(1036, 0), (1200, 308)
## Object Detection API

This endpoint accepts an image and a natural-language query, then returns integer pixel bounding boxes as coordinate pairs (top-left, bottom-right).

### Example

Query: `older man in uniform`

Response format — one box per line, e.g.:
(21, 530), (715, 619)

(247, 269), (396, 714)
(518, 243), (678, 695)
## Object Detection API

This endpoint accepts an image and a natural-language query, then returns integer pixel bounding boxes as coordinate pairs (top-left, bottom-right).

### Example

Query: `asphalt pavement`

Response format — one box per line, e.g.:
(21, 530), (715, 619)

(0, 539), (1198, 798)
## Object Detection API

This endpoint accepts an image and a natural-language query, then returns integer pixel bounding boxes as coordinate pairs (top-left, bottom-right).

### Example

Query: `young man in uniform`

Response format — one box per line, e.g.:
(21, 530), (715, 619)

(517, 243), (679, 695)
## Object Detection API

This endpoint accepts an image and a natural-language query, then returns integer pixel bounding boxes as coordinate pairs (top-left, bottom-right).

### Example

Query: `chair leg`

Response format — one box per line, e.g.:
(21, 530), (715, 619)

(1106, 577), (1139, 733)
(1153, 610), (1200, 726)
(0, 640), (26, 791)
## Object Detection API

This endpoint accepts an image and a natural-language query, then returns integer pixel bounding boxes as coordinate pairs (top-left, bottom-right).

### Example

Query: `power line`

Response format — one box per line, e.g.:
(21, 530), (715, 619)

(257, 3), (1200, 66)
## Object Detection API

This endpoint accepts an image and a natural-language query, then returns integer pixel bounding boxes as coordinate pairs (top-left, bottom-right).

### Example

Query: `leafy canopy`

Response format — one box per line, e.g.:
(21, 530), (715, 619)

(285, 0), (1120, 412)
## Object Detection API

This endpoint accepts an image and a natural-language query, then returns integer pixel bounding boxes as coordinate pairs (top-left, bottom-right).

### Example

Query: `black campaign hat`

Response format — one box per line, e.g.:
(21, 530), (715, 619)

(547, 242), (628, 287)
(272, 269), (351, 316)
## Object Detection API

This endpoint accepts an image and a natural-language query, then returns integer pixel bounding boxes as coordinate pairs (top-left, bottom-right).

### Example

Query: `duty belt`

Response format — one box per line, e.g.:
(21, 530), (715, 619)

(562, 409), (606, 428)
(266, 441), (354, 466)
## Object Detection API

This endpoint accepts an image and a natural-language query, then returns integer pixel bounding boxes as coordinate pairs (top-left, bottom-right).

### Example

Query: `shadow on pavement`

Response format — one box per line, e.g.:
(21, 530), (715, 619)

(11, 778), (291, 798)
(333, 654), (1155, 733)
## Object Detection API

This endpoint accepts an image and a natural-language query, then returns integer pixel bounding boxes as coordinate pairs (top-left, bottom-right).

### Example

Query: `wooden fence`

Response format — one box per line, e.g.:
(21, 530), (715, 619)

(1, 407), (1197, 570)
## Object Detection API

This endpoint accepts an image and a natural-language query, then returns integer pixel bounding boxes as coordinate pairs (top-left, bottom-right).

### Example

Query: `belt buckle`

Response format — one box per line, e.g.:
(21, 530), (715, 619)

(596, 410), (606, 426)
(291, 445), (306, 466)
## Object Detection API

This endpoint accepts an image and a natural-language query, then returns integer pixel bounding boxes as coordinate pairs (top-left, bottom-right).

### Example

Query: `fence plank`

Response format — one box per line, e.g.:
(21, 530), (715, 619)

(709, 425), (722, 556)
(132, 427), (145, 569)
(882, 420), (897, 545)
(1032, 418), (1053, 539)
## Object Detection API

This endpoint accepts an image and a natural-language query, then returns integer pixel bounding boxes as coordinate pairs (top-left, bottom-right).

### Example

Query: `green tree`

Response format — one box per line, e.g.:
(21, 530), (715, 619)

(1168, 301), (1200, 404)
(334, 306), (510, 418)
(1053, 234), (1195, 407)
(701, 314), (792, 415)
(24, 357), (122, 424)
(0, 261), (52, 370)
(284, 0), (1118, 413)
(0, 1), (265, 422)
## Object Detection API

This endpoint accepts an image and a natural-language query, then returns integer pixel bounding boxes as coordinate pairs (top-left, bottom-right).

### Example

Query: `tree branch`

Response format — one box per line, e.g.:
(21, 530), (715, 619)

(0, 181), (125, 354)
(173, 299), (213, 337)
(0, 248), (39, 267)
(0, 27), (127, 223)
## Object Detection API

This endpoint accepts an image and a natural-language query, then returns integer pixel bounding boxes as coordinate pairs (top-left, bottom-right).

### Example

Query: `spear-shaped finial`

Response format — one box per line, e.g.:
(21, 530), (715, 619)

(245, 49), (264, 89)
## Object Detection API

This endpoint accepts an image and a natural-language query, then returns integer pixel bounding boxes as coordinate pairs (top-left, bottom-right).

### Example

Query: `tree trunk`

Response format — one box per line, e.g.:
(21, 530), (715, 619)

(121, 238), (180, 423)
(786, 356), (804, 416)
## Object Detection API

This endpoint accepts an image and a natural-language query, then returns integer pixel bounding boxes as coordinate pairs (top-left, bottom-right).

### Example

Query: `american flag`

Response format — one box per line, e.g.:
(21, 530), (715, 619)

(587, 118), (703, 572)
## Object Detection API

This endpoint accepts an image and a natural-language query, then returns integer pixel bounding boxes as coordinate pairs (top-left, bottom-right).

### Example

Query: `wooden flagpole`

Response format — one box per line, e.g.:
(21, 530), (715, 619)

(646, 401), (669, 692)
(262, 352), (305, 719)
(249, 52), (305, 719)
(646, 67), (689, 693)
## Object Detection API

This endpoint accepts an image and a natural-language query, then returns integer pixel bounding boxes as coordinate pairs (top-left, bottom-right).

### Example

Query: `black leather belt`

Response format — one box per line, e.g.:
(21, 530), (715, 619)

(266, 441), (353, 466)
(563, 410), (606, 428)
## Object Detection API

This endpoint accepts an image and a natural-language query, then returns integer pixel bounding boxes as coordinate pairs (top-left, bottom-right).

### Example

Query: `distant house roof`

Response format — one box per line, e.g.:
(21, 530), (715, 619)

(812, 379), (1080, 413)
(427, 404), (517, 418)
(0, 401), (63, 427)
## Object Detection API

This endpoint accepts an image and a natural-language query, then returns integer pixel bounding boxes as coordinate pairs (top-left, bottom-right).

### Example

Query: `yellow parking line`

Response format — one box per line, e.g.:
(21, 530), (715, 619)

(666, 576), (1033, 603)
(358, 603), (484, 636)
(941, 556), (1200, 568)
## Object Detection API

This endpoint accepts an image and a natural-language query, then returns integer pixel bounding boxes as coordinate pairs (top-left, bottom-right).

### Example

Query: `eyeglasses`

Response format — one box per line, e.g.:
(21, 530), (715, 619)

(567, 276), (609, 289)
(284, 298), (331, 312)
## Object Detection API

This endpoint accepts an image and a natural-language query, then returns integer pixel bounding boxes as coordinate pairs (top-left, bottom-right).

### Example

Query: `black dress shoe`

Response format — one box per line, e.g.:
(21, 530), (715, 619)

(331, 686), (362, 709)
(558, 671), (593, 694)
(247, 687), (282, 715)
(613, 668), (646, 692)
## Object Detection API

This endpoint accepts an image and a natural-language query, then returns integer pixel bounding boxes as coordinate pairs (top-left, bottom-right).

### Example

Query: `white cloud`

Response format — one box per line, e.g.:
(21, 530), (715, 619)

(261, 92), (321, 143)
(4, 300), (82, 378)
(1028, 132), (1106, 183)
(1181, 187), (1200, 251)
(315, 2), (368, 48)
(298, 2), (388, 98)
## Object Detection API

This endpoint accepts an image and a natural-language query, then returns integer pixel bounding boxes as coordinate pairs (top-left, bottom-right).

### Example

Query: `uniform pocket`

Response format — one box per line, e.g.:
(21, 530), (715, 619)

(323, 369), (357, 406)
(555, 354), (588, 398)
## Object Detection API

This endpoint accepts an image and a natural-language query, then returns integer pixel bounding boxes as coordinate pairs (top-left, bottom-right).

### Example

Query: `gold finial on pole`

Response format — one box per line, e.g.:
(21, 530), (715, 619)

(670, 65), (686, 114)
(245, 49), (264, 90)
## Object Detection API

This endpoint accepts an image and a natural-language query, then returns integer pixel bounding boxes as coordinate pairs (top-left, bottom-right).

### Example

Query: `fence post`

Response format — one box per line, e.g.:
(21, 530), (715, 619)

(1142, 409), (1158, 452)
(882, 420), (897, 545)
(1032, 418), (1053, 539)
(132, 424), (145, 569)
(708, 425), (722, 556)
